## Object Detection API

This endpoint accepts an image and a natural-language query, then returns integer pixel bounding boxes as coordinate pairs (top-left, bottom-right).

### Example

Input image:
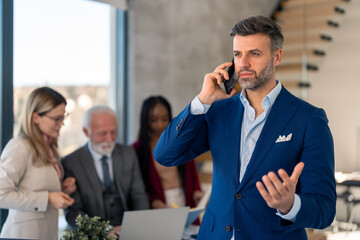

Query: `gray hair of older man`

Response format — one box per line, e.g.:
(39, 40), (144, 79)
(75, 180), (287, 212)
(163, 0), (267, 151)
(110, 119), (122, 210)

(82, 105), (117, 130)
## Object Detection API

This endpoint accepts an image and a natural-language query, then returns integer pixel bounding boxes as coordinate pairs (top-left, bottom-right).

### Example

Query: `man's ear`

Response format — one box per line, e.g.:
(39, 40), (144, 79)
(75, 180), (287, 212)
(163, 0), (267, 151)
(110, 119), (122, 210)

(273, 48), (282, 67)
(32, 112), (40, 124)
(83, 127), (89, 138)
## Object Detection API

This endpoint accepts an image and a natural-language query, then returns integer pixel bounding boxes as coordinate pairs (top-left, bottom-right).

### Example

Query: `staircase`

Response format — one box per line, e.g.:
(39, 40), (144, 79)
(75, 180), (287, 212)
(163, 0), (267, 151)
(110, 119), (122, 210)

(274, 0), (351, 98)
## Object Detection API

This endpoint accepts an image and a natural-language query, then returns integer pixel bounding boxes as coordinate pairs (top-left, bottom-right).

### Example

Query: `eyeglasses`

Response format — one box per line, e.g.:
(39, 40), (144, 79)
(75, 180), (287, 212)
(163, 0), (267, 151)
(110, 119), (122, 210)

(43, 112), (69, 125)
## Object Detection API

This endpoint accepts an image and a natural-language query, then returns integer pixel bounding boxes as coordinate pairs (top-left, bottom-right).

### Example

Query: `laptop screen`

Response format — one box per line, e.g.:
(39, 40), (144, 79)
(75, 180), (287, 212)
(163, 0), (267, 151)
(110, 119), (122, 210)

(119, 207), (189, 240)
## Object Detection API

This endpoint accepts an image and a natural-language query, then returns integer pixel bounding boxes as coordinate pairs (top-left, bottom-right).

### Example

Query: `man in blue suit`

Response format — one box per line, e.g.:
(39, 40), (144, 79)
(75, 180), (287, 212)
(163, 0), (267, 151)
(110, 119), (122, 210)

(154, 15), (336, 239)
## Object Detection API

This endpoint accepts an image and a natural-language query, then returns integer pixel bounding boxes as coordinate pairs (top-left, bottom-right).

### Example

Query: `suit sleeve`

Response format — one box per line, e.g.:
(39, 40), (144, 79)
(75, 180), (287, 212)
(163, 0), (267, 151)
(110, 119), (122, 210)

(284, 108), (336, 230)
(0, 138), (49, 212)
(62, 157), (87, 227)
(154, 104), (210, 167)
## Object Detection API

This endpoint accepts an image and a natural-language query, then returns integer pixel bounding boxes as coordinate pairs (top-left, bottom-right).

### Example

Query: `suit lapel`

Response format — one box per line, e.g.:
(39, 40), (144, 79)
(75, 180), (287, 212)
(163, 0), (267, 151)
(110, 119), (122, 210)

(224, 96), (243, 185)
(112, 145), (128, 211)
(79, 145), (105, 207)
(238, 88), (299, 190)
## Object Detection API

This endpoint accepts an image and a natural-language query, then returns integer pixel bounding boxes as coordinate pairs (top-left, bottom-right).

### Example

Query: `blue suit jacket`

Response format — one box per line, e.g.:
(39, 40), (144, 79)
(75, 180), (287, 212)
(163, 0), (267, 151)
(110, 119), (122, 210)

(154, 87), (336, 240)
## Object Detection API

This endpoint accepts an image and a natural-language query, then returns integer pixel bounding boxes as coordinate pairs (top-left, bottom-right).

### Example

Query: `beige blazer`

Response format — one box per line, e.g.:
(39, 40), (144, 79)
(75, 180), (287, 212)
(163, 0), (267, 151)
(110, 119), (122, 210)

(0, 137), (61, 240)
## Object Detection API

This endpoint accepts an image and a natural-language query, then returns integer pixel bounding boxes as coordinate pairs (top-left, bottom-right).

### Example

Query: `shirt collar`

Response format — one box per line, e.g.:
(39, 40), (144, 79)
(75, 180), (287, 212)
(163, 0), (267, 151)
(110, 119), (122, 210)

(240, 80), (282, 110)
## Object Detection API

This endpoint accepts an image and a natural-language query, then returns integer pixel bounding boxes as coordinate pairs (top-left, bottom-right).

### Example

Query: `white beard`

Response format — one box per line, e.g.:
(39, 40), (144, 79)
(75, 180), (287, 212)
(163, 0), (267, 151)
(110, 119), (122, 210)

(91, 142), (115, 156)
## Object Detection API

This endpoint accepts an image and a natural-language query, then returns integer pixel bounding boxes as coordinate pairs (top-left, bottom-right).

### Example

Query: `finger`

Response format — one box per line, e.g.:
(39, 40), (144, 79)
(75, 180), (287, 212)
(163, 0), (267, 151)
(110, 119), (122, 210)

(278, 169), (293, 191)
(62, 181), (73, 188)
(65, 177), (75, 184)
(63, 177), (70, 183)
(256, 181), (272, 203)
(214, 62), (232, 72)
(62, 193), (73, 201)
(262, 174), (281, 199)
(290, 162), (305, 185)
(218, 68), (230, 80)
(228, 88), (237, 97)
(64, 198), (75, 207)
(212, 72), (224, 86)
(268, 172), (287, 196)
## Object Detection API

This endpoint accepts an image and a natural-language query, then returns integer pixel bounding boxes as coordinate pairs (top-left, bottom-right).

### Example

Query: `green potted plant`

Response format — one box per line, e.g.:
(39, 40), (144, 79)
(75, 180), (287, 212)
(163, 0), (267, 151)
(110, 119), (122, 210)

(61, 214), (115, 240)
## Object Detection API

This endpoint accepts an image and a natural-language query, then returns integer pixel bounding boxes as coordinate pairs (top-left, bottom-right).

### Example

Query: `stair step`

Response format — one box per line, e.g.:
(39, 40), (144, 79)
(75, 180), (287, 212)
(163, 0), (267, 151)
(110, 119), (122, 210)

(280, 17), (341, 34)
(282, 48), (326, 64)
(282, 56), (324, 65)
(283, 48), (326, 58)
(283, 40), (331, 50)
(281, 80), (311, 89)
(277, 71), (316, 81)
(276, 4), (346, 20)
(277, 64), (317, 80)
(284, 33), (333, 45)
(278, 63), (319, 72)
(282, 0), (350, 10)
(282, 33), (333, 50)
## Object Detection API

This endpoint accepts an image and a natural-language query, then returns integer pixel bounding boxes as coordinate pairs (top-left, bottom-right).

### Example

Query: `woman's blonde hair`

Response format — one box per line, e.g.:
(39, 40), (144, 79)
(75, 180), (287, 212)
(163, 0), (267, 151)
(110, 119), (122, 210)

(19, 87), (67, 166)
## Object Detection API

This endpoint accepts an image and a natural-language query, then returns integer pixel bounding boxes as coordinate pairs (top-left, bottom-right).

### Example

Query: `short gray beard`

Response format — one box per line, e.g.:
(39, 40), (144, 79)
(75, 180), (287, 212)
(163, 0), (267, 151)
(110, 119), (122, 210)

(91, 141), (115, 156)
(237, 57), (274, 90)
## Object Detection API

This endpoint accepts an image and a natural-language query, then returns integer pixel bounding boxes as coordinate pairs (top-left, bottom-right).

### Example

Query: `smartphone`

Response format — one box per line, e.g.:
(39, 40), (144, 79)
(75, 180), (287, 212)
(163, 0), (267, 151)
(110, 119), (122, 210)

(223, 59), (236, 94)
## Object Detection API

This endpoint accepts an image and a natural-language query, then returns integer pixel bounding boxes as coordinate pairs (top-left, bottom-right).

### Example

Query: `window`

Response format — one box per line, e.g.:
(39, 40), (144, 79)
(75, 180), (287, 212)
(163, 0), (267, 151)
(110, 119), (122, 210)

(13, 0), (112, 236)
(14, 0), (111, 156)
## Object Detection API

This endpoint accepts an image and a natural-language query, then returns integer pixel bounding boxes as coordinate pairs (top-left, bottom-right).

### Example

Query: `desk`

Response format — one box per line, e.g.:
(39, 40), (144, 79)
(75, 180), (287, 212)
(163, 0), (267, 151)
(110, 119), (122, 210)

(336, 172), (360, 231)
(337, 180), (360, 187)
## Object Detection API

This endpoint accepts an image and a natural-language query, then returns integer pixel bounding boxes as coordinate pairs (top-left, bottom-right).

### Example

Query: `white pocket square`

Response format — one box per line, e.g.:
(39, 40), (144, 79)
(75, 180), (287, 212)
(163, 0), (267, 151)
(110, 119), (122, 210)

(275, 133), (292, 143)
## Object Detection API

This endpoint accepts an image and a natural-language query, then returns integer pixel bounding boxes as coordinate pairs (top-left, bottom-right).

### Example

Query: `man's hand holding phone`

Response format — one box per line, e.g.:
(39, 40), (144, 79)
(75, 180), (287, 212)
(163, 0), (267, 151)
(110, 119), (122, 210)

(198, 61), (236, 105)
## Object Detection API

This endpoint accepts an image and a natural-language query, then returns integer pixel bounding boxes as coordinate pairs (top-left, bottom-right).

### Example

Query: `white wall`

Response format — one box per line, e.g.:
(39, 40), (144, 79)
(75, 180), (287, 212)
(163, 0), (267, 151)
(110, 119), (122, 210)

(308, 0), (360, 172)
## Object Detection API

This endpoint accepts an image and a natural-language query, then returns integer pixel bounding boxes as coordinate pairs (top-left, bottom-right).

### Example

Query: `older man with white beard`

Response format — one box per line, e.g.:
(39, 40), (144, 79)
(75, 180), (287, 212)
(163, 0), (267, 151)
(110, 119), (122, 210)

(62, 105), (149, 239)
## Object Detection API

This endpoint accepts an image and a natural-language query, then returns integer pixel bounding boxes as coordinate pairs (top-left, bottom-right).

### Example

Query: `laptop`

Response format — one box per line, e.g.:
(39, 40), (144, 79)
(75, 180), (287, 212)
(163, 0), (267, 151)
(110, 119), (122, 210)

(119, 207), (189, 240)
(185, 184), (212, 227)
(120, 186), (212, 239)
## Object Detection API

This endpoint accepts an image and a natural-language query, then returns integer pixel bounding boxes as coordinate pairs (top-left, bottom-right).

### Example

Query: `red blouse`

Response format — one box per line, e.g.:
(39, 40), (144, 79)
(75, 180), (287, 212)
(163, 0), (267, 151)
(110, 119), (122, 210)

(132, 140), (201, 208)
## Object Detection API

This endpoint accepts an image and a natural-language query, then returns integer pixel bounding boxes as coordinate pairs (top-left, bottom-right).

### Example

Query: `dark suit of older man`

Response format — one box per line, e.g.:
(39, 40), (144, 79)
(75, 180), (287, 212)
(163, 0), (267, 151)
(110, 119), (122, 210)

(62, 143), (149, 227)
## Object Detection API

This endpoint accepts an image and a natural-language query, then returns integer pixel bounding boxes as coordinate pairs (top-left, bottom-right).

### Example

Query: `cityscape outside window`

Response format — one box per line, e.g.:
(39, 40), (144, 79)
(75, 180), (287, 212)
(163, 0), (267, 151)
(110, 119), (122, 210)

(14, 0), (111, 236)
(14, 0), (111, 156)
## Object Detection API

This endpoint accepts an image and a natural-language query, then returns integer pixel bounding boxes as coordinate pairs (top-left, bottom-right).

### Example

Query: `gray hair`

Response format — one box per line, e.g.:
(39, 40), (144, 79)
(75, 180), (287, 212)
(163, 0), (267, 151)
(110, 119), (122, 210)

(230, 15), (284, 52)
(82, 104), (117, 130)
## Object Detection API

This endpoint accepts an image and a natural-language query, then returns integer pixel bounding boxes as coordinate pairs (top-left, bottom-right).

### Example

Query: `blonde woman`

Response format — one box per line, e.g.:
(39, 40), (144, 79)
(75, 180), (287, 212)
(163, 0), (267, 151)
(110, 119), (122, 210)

(0, 87), (75, 240)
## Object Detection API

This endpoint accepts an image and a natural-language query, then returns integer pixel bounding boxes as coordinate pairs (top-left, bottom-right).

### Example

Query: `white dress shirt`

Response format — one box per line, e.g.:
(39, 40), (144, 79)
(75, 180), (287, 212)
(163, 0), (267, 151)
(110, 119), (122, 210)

(87, 143), (114, 183)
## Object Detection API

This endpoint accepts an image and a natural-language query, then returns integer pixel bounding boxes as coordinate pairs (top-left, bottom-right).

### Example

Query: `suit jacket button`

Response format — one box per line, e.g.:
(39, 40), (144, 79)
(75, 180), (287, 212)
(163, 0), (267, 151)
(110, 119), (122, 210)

(34, 207), (38, 211)
(225, 225), (232, 232)
(235, 193), (242, 199)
